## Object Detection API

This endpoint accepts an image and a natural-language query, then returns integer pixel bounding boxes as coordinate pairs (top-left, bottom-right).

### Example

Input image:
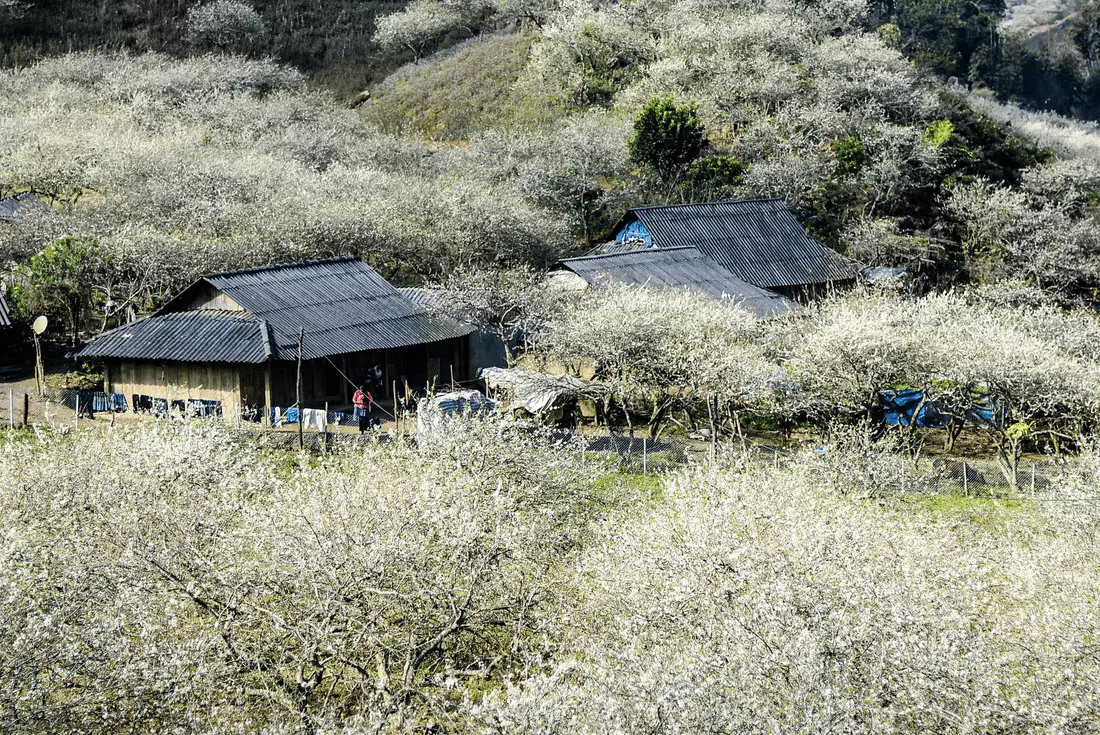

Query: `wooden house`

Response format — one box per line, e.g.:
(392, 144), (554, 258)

(600, 199), (856, 301)
(74, 258), (473, 422)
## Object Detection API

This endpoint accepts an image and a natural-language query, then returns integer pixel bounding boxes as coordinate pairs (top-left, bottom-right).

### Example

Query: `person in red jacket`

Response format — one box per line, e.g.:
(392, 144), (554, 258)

(352, 384), (373, 433)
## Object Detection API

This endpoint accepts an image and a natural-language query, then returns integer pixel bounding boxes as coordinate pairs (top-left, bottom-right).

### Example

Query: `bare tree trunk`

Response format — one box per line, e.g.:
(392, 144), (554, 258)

(732, 407), (747, 454)
(707, 395), (717, 463)
(580, 193), (591, 248)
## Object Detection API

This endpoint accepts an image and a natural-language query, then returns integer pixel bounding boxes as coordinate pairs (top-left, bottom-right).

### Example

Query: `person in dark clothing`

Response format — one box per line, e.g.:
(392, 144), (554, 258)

(353, 384), (372, 433)
(76, 390), (95, 419)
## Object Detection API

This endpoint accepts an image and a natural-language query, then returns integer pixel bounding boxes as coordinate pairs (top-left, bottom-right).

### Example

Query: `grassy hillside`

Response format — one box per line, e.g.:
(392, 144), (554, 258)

(363, 32), (561, 140)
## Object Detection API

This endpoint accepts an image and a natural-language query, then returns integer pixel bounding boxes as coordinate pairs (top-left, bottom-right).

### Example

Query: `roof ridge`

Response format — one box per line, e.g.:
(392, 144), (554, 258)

(562, 246), (699, 263)
(203, 256), (362, 280)
(169, 309), (257, 318)
(627, 198), (785, 214)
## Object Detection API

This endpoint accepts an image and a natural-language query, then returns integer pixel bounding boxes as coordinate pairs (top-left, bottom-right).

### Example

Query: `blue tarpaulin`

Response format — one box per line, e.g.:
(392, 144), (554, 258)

(878, 389), (1004, 429)
(964, 393), (1004, 428)
(880, 389), (946, 428)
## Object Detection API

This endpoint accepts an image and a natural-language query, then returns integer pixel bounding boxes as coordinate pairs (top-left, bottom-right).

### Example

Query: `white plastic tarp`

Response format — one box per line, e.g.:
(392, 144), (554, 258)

(480, 367), (606, 414)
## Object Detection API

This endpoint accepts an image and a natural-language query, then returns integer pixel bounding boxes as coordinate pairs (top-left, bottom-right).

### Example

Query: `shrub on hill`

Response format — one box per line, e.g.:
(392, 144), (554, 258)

(362, 32), (556, 139)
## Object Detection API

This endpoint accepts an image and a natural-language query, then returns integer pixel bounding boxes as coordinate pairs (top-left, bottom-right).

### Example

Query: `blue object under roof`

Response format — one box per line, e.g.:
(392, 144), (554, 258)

(608, 199), (856, 289)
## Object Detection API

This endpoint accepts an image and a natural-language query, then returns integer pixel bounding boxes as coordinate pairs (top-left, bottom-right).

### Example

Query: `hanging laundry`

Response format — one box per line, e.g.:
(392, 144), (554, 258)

(303, 408), (326, 431)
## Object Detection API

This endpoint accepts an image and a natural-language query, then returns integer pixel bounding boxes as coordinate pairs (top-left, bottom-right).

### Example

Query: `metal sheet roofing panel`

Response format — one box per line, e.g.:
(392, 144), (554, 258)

(159, 258), (472, 360)
(559, 247), (798, 319)
(0, 292), (11, 327)
(0, 192), (44, 221)
(74, 311), (267, 363)
(618, 199), (856, 289)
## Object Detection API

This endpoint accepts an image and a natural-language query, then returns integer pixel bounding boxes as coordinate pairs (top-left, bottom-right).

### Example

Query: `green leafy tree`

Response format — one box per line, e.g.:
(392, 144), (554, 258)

(682, 154), (746, 201)
(11, 236), (104, 347)
(834, 135), (867, 176)
(628, 96), (705, 188)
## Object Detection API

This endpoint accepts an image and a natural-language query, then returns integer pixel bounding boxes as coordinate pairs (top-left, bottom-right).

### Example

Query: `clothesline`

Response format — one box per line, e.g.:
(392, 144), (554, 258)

(322, 355), (396, 419)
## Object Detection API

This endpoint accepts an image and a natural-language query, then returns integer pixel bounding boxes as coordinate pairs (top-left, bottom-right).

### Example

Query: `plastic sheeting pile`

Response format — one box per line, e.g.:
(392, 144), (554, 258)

(479, 367), (609, 414)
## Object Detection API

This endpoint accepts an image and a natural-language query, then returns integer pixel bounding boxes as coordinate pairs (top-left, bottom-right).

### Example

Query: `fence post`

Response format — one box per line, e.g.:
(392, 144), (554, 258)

(1031, 462), (1036, 495)
(963, 461), (968, 497)
(323, 401), (329, 455)
(75, 393), (79, 430)
(643, 436), (648, 474)
(8, 390), (12, 430)
(23, 393), (29, 428)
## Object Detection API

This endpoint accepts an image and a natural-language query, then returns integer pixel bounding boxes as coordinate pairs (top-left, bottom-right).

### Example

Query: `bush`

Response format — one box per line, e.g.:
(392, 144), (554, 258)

(185, 0), (267, 54)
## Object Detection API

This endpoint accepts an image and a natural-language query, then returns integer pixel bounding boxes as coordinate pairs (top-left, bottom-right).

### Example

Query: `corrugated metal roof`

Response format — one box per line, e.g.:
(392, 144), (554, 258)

(558, 247), (798, 319)
(614, 199), (856, 289)
(0, 192), (44, 221)
(0, 292), (11, 327)
(75, 311), (268, 363)
(193, 258), (471, 359)
(77, 258), (473, 363)
(398, 287), (442, 309)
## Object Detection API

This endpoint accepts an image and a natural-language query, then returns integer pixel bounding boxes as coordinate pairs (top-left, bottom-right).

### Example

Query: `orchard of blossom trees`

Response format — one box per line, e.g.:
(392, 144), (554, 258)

(3, 0), (1100, 730)
(2, 418), (1099, 731)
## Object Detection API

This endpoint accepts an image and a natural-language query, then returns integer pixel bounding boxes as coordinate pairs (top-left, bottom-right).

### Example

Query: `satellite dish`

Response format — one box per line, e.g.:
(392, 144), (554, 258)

(32, 315), (48, 335)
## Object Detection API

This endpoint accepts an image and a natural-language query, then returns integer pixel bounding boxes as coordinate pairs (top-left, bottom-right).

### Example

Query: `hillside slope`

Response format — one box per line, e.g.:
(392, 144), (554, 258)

(0, 0), (1098, 340)
(0, 0), (408, 96)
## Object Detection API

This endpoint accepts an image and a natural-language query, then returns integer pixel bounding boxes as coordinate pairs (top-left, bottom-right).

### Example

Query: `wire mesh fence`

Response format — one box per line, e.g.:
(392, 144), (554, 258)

(908, 455), (1069, 498)
(582, 431), (702, 473)
(0, 384), (1080, 490)
(0, 385), (115, 428)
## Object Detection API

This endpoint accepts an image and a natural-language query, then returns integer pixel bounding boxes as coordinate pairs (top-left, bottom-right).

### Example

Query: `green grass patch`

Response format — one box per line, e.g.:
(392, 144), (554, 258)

(905, 493), (1033, 529)
(362, 32), (563, 139)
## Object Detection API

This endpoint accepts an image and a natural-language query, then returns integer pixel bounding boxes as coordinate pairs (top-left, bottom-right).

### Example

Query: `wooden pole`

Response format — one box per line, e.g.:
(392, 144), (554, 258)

(8, 390), (12, 430)
(32, 332), (43, 396)
(263, 363), (273, 429)
(323, 401), (329, 454)
(963, 462), (968, 497)
(707, 395), (717, 464)
(296, 328), (304, 452)
(23, 393), (29, 428)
